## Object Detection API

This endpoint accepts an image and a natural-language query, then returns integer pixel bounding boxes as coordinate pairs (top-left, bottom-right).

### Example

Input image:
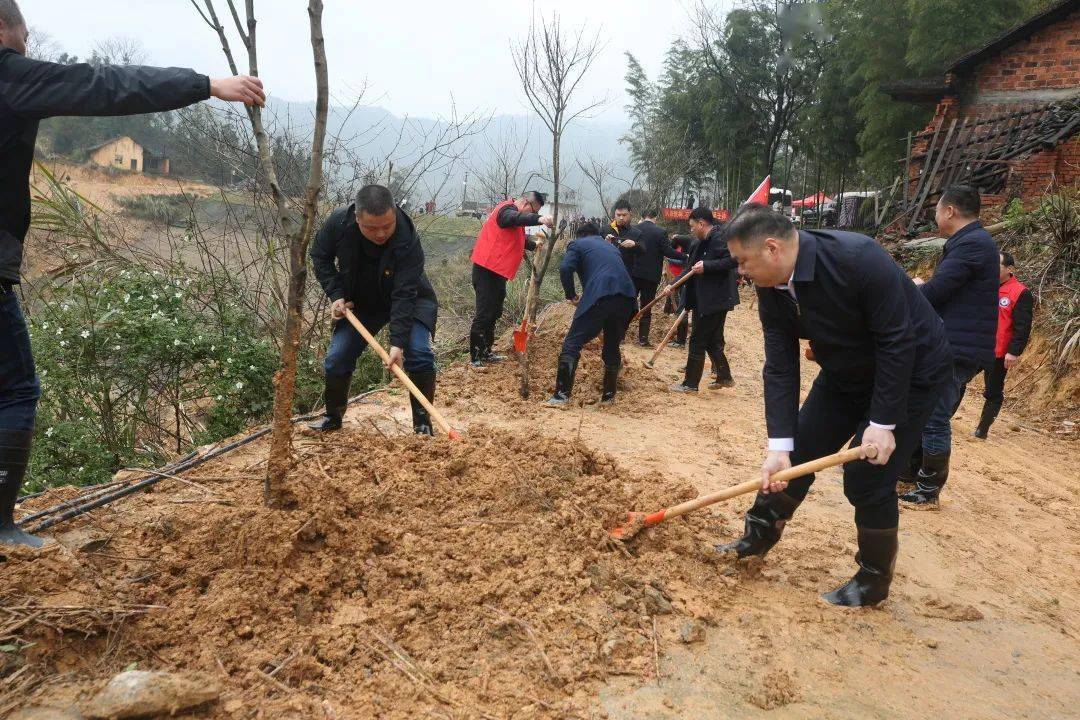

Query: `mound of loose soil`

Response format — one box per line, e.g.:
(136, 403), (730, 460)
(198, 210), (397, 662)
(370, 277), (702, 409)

(3, 423), (732, 719)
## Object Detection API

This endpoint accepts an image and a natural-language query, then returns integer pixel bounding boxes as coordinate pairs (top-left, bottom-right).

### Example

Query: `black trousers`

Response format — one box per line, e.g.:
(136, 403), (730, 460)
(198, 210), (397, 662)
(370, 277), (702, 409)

(560, 295), (635, 367)
(982, 357), (1007, 404)
(470, 264), (508, 360)
(782, 372), (949, 529)
(633, 277), (659, 343)
(688, 310), (730, 379)
(674, 286), (689, 344)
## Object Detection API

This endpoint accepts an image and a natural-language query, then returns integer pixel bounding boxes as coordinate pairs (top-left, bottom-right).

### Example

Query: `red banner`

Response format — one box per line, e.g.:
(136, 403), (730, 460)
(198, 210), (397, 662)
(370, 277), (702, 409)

(662, 208), (731, 222)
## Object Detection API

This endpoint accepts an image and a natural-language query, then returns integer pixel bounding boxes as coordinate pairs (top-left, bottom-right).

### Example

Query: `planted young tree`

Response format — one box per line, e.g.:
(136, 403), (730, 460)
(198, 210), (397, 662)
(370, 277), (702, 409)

(511, 12), (603, 396)
(192, 0), (329, 506)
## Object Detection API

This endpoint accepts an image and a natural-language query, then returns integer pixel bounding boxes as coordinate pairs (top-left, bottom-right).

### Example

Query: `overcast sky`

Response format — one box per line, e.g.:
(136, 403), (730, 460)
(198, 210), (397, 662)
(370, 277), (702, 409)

(26, 0), (732, 124)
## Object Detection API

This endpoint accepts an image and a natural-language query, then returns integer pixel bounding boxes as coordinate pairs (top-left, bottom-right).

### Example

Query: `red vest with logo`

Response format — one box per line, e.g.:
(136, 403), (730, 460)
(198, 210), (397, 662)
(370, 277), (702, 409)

(995, 274), (1027, 358)
(471, 200), (527, 280)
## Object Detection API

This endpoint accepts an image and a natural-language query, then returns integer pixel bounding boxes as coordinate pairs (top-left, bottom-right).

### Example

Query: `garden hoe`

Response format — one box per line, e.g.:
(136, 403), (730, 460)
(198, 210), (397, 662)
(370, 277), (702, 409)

(631, 270), (693, 324)
(609, 445), (876, 541)
(343, 309), (461, 439)
(643, 309), (687, 368)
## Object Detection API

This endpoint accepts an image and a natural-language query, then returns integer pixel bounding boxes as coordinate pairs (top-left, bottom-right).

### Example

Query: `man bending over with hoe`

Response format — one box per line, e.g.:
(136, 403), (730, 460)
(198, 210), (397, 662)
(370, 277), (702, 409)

(547, 222), (636, 408)
(308, 185), (440, 435)
(719, 206), (952, 606)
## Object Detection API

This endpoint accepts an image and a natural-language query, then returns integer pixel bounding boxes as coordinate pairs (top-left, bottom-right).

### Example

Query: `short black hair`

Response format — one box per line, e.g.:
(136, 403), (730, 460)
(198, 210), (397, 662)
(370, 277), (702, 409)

(1001, 250), (1015, 267)
(642, 208), (658, 219)
(523, 190), (547, 207)
(725, 203), (796, 246)
(939, 185), (980, 218)
(613, 200), (632, 213)
(688, 206), (714, 224)
(356, 184), (395, 216)
(0, 1), (24, 27)
(575, 221), (600, 238)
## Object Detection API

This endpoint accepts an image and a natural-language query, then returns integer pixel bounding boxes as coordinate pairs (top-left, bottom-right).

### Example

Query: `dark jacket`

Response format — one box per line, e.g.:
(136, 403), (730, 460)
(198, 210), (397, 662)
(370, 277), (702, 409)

(606, 221), (643, 272)
(759, 229), (953, 440)
(685, 224), (739, 315)
(1, 48), (210, 282)
(560, 234), (636, 319)
(920, 220), (999, 365)
(311, 205), (438, 348)
(631, 219), (687, 283)
(1006, 288), (1034, 357)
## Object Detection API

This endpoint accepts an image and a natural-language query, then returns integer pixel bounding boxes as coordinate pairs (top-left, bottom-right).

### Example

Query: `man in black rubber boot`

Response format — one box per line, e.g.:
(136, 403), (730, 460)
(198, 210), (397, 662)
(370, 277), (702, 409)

(0, 1), (265, 547)
(310, 185), (440, 435)
(902, 187), (999, 507)
(974, 251), (1032, 439)
(0, 429), (41, 547)
(546, 223), (636, 407)
(720, 206), (952, 607)
(631, 209), (688, 347)
(669, 208), (738, 393)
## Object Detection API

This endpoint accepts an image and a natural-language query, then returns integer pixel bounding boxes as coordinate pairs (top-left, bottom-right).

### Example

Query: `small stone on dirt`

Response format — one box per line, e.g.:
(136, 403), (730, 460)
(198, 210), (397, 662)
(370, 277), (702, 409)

(84, 670), (221, 719)
(642, 587), (673, 615)
(679, 619), (706, 644)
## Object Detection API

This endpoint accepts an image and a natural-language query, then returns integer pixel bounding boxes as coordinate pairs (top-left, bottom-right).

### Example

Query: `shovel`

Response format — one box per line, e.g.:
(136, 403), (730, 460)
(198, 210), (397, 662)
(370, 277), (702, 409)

(343, 309), (461, 440)
(643, 309), (688, 368)
(608, 445), (876, 540)
(631, 271), (693, 324)
(513, 219), (568, 354)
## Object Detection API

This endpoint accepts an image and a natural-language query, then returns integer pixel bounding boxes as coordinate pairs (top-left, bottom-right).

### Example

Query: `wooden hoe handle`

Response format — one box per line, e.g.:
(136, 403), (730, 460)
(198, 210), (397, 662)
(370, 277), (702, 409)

(632, 271), (693, 323)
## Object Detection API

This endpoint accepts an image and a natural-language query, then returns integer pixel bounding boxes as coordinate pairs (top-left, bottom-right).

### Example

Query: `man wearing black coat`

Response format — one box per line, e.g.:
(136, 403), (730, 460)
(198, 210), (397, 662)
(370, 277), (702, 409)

(547, 222), (637, 407)
(669, 207), (739, 393)
(0, 0), (264, 548)
(901, 186), (1000, 506)
(719, 206), (952, 606)
(631, 209), (688, 347)
(605, 200), (643, 277)
(308, 185), (440, 435)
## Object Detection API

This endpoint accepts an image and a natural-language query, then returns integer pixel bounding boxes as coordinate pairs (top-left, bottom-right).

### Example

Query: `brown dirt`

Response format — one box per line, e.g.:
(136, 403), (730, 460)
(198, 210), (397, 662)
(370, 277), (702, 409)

(5, 291), (1080, 720)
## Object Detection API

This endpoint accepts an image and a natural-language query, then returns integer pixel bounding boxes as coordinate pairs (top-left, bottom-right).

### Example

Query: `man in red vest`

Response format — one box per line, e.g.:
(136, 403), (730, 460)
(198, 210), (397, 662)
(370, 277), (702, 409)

(974, 251), (1033, 439)
(469, 191), (553, 367)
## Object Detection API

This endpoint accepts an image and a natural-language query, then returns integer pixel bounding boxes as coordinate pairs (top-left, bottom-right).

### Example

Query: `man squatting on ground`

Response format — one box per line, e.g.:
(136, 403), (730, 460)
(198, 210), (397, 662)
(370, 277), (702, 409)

(719, 206), (953, 606)
(669, 207), (739, 393)
(628, 209), (687, 347)
(901, 186), (999, 507)
(468, 191), (552, 367)
(308, 185), (441, 436)
(547, 222), (637, 408)
(0, 0), (264, 547)
(973, 251), (1033, 439)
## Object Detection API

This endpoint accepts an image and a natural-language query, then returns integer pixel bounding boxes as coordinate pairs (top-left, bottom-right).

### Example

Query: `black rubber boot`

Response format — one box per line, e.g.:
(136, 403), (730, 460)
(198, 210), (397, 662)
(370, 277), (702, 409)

(822, 526), (898, 607)
(669, 352), (704, 393)
(896, 446), (922, 485)
(307, 373), (351, 431)
(483, 349), (508, 364)
(469, 330), (487, 368)
(900, 451), (949, 506)
(600, 365), (620, 405)
(715, 491), (801, 558)
(408, 369), (437, 436)
(0, 429), (44, 548)
(973, 398), (1002, 439)
(546, 355), (578, 407)
(638, 314), (652, 347)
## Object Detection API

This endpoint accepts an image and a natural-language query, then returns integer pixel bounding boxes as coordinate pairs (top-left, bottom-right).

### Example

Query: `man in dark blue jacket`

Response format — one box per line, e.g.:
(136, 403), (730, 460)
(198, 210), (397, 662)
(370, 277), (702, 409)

(630, 209), (687, 347)
(669, 207), (740, 393)
(308, 185), (439, 435)
(547, 222), (637, 407)
(0, 0), (263, 547)
(719, 206), (952, 606)
(901, 186), (999, 506)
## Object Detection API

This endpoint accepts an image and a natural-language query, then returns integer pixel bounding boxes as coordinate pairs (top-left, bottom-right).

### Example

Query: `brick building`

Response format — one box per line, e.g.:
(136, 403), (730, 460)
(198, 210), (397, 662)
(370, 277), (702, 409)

(883, 0), (1079, 232)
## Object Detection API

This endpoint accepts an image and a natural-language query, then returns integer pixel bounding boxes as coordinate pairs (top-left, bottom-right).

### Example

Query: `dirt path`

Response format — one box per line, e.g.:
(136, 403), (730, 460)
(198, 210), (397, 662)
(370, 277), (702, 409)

(346, 297), (1080, 719)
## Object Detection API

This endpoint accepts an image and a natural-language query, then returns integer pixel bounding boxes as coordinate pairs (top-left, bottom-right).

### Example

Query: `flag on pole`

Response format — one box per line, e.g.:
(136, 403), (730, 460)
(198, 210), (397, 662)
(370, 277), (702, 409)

(746, 175), (771, 206)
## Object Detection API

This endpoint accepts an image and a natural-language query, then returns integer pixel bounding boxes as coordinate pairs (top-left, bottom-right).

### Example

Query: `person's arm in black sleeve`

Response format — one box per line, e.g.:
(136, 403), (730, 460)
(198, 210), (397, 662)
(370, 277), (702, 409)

(919, 238), (976, 310)
(1008, 289), (1034, 356)
(310, 213), (344, 302)
(759, 288), (801, 446)
(660, 234), (689, 264)
(496, 204), (541, 229)
(560, 243), (581, 300)
(0, 53), (209, 120)
(702, 236), (738, 274)
(860, 245), (917, 427)
(388, 239), (424, 349)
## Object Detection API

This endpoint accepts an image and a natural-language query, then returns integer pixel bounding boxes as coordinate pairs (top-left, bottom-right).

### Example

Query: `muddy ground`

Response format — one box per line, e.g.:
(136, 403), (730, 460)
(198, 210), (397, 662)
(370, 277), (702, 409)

(4, 295), (1079, 719)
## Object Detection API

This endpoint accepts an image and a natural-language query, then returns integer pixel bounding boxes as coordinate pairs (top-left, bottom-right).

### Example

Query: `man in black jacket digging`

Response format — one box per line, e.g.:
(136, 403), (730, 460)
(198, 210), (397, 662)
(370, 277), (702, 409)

(718, 206), (952, 606)
(0, 0), (264, 547)
(669, 207), (739, 393)
(308, 185), (440, 435)
(631, 209), (688, 347)
(901, 186), (999, 506)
